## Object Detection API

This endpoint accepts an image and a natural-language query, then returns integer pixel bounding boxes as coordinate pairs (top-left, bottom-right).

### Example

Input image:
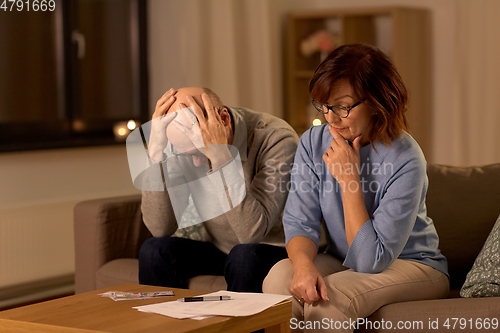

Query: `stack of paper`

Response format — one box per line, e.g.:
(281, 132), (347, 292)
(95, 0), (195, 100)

(133, 290), (291, 320)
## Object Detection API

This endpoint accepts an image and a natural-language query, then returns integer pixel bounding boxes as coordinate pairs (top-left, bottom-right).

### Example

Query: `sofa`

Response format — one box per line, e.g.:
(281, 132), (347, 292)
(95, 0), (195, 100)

(74, 163), (500, 332)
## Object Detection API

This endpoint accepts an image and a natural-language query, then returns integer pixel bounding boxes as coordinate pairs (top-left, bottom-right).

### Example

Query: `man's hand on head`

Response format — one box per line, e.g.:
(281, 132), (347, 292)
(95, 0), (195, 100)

(173, 93), (232, 170)
(148, 88), (178, 162)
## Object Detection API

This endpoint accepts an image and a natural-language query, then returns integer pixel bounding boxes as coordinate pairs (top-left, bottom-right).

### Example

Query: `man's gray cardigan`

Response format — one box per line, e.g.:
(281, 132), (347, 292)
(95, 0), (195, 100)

(141, 107), (299, 254)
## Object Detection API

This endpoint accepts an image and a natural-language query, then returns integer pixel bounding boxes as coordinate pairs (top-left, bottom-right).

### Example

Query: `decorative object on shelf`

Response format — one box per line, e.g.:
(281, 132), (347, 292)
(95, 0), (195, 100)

(300, 30), (338, 61)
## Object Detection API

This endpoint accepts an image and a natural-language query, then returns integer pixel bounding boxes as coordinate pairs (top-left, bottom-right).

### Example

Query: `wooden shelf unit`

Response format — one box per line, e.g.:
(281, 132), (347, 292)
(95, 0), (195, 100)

(284, 7), (433, 159)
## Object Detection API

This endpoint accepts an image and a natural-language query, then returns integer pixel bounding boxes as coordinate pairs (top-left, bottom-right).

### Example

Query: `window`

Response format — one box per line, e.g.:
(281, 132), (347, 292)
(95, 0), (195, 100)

(0, 0), (148, 151)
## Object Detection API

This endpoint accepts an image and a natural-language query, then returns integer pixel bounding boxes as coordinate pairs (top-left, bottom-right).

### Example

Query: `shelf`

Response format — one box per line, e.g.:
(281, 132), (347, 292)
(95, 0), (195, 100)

(284, 7), (433, 158)
(293, 70), (315, 79)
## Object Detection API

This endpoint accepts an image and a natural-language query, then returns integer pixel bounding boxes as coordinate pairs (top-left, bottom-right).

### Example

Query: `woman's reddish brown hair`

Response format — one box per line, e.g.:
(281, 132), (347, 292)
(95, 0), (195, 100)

(309, 43), (409, 146)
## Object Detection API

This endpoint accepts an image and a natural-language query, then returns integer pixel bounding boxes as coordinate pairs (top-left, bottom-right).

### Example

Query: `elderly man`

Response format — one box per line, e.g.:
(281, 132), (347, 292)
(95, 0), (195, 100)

(136, 87), (298, 292)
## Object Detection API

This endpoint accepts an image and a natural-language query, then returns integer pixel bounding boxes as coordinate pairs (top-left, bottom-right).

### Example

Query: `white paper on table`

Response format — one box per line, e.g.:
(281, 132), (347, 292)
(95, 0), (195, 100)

(136, 308), (212, 320)
(189, 315), (214, 320)
(133, 290), (292, 319)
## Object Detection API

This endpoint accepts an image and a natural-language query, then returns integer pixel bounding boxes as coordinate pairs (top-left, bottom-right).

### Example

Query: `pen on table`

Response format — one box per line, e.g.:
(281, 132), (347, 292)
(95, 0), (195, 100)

(177, 295), (231, 302)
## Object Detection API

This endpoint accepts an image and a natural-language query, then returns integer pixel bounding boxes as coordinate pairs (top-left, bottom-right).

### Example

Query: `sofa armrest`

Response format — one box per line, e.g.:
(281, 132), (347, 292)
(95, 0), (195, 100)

(74, 194), (151, 294)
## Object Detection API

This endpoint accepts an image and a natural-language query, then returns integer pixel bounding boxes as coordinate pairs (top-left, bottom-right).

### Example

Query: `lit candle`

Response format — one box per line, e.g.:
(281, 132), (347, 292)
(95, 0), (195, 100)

(113, 122), (129, 141)
(127, 120), (136, 130)
(312, 118), (322, 126)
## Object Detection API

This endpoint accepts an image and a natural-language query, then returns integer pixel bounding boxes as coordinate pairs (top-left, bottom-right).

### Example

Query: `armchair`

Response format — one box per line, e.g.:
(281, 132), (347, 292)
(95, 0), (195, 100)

(74, 195), (227, 294)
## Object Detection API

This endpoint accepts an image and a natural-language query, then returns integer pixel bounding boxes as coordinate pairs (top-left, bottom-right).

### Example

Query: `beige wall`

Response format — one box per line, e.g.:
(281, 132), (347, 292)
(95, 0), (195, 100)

(148, 0), (284, 117)
(149, 0), (500, 166)
(0, 146), (138, 208)
(0, 146), (139, 288)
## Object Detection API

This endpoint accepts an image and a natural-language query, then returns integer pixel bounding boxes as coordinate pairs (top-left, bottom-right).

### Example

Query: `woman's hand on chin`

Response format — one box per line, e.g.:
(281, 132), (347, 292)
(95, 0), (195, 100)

(323, 126), (362, 189)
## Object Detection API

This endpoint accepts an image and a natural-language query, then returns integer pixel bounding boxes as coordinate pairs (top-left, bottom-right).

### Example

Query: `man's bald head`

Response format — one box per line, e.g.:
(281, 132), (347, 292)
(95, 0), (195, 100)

(165, 87), (232, 165)
(167, 87), (223, 115)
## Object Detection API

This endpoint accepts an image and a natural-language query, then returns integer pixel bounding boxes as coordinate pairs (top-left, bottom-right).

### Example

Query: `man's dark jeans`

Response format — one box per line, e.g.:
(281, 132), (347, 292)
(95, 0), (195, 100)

(138, 236), (288, 293)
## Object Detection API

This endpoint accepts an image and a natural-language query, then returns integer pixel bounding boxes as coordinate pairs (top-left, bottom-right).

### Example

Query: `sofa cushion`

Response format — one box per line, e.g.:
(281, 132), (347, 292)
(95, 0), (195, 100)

(172, 224), (207, 241)
(360, 297), (500, 332)
(187, 275), (228, 292)
(426, 163), (500, 290)
(461, 214), (500, 297)
(96, 258), (139, 290)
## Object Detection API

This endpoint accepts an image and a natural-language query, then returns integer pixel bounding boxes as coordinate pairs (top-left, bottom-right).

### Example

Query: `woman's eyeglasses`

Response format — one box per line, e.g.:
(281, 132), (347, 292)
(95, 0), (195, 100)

(311, 98), (366, 118)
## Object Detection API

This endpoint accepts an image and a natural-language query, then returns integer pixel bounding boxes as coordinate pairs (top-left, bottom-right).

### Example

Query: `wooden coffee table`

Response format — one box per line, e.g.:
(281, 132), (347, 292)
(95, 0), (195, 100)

(0, 283), (292, 333)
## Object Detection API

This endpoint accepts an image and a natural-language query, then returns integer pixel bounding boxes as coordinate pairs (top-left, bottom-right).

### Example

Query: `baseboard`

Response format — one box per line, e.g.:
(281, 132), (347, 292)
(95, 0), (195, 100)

(0, 274), (75, 310)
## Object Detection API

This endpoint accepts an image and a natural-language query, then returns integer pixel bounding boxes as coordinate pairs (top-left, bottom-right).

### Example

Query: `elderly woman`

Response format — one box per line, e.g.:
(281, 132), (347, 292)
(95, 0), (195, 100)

(263, 44), (449, 332)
